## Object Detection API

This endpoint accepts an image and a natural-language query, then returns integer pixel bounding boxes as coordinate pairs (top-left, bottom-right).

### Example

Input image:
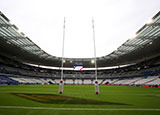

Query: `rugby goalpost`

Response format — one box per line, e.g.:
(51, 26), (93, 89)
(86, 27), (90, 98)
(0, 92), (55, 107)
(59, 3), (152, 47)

(59, 18), (99, 94)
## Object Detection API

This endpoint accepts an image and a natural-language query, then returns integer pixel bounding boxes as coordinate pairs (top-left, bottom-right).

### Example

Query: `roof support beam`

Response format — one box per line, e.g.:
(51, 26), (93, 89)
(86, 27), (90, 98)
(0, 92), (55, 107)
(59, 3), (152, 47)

(1, 36), (27, 40)
(123, 44), (139, 47)
(39, 55), (48, 58)
(20, 44), (35, 47)
(146, 23), (160, 26)
(31, 49), (43, 52)
(35, 52), (45, 55)
(0, 23), (19, 30)
(112, 52), (123, 56)
(117, 49), (129, 53)
(136, 35), (159, 40)
(0, 23), (12, 27)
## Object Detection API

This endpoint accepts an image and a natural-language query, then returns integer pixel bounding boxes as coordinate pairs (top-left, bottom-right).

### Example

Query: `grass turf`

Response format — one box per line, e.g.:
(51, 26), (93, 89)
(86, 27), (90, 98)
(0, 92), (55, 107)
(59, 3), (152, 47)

(0, 85), (160, 115)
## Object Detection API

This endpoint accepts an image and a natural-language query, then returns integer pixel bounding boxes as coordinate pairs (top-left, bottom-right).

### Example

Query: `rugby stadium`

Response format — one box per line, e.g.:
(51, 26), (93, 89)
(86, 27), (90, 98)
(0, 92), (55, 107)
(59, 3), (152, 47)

(0, 10), (160, 115)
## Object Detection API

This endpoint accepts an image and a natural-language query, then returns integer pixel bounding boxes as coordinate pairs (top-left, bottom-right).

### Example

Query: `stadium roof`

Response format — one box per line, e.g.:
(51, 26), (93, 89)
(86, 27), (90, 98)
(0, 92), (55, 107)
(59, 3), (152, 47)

(0, 11), (160, 68)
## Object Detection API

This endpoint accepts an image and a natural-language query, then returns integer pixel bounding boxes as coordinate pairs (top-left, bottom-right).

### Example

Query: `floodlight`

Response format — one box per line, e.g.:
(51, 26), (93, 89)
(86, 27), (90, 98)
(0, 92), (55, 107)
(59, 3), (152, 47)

(91, 59), (95, 63)
(63, 60), (66, 63)
(149, 42), (152, 45)
(129, 33), (137, 40)
(70, 60), (72, 63)
(147, 18), (153, 24)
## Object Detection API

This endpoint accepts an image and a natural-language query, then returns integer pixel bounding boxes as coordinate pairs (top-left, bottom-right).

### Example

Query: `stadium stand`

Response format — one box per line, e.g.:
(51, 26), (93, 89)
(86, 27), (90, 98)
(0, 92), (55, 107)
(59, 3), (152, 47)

(0, 53), (160, 87)
(0, 75), (18, 85)
(0, 11), (160, 87)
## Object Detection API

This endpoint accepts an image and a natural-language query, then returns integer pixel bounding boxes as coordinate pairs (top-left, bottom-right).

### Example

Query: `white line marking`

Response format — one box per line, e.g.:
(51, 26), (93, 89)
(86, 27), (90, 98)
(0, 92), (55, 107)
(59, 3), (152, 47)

(0, 106), (160, 111)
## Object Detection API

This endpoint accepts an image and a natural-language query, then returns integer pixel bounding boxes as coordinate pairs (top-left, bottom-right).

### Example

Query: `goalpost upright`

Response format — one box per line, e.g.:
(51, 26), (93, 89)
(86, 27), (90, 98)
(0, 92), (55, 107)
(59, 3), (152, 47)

(92, 18), (99, 94)
(59, 17), (66, 94)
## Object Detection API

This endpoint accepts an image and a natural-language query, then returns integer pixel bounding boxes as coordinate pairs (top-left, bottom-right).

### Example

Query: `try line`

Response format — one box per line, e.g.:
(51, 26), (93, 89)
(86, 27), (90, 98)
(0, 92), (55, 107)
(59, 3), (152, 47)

(0, 106), (160, 111)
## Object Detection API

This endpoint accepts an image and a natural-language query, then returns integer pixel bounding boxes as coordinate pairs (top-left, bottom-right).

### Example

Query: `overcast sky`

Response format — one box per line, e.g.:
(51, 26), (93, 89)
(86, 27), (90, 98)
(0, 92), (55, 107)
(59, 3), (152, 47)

(0, 0), (160, 58)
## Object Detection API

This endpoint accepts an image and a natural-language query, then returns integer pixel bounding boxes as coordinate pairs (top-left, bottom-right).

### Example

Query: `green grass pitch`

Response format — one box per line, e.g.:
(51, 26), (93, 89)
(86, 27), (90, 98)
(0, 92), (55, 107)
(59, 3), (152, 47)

(0, 85), (160, 115)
